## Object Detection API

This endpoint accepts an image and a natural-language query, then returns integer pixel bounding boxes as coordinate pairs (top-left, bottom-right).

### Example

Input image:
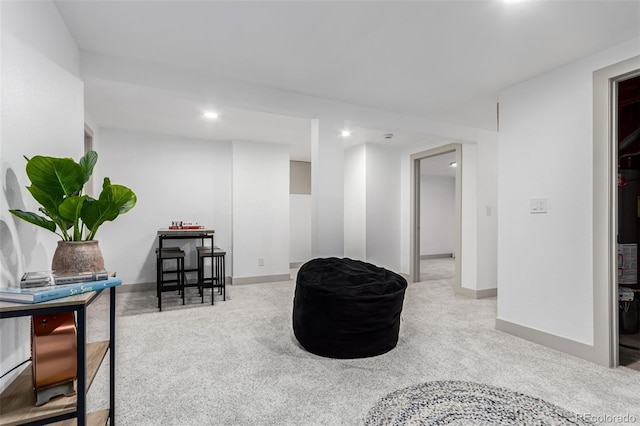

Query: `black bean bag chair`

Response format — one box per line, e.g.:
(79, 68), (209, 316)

(293, 257), (407, 359)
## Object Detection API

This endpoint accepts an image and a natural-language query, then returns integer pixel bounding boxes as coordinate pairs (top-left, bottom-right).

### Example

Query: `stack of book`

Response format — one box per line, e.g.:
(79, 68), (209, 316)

(0, 271), (121, 304)
(20, 270), (110, 288)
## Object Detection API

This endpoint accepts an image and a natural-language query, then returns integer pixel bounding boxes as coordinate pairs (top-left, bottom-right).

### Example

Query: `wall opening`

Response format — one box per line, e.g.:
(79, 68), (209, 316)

(410, 143), (462, 290)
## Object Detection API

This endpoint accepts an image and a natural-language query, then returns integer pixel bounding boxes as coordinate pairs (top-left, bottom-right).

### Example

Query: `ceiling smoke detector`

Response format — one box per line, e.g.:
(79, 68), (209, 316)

(384, 133), (394, 140)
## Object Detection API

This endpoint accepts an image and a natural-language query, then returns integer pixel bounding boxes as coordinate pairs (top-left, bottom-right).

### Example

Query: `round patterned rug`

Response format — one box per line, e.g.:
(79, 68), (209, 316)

(363, 381), (593, 425)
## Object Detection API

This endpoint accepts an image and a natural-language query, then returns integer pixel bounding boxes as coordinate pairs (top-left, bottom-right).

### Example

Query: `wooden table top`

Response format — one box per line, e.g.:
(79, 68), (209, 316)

(157, 228), (214, 236)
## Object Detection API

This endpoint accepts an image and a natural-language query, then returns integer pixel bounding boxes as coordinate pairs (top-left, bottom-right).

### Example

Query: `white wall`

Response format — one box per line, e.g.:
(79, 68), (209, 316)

(343, 143), (401, 272)
(311, 118), (345, 257)
(232, 141), (289, 280)
(460, 144), (478, 291)
(344, 144), (366, 260)
(420, 175), (455, 256)
(476, 130), (498, 291)
(0, 0), (83, 390)
(290, 194), (311, 264)
(366, 143), (401, 272)
(94, 129), (232, 284)
(289, 161), (311, 265)
(497, 38), (640, 346)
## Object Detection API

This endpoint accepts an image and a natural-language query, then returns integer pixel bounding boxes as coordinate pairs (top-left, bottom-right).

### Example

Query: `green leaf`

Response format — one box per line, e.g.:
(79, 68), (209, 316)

(59, 195), (87, 222)
(38, 207), (72, 230)
(79, 151), (98, 185)
(100, 180), (137, 214)
(9, 209), (57, 233)
(81, 199), (120, 232)
(60, 196), (89, 240)
(26, 156), (84, 197)
(26, 185), (63, 217)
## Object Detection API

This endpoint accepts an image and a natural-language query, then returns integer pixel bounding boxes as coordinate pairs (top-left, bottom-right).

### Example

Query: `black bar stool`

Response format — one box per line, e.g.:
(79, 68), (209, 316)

(156, 247), (186, 311)
(197, 246), (226, 304)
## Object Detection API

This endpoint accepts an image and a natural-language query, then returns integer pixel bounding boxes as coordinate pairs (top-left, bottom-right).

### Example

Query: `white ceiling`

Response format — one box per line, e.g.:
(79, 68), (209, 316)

(84, 79), (313, 157)
(420, 151), (457, 178)
(54, 0), (640, 161)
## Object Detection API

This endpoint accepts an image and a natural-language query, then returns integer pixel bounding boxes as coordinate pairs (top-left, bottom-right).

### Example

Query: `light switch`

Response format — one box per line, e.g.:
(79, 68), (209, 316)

(530, 197), (548, 214)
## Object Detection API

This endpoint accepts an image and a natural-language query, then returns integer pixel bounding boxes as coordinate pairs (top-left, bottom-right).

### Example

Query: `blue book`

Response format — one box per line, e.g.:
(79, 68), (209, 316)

(0, 277), (122, 304)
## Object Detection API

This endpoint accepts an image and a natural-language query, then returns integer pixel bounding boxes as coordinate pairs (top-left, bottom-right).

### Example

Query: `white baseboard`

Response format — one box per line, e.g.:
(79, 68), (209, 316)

(231, 274), (291, 285)
(455, 286), (497, 299)
(420, 253), (454, 260)
(117, 277), (232, 293)
(495, 318), (598, 365)
(117, 281), (155, 293)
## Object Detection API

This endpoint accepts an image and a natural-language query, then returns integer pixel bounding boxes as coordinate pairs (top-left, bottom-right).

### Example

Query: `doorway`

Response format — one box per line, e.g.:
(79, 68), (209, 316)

(410, 143), (461, 289)
(84, 125), (94, 197)
(593, 55), (640, 368)
(617, 74), (640, 370)
(418, 152), (456, 282)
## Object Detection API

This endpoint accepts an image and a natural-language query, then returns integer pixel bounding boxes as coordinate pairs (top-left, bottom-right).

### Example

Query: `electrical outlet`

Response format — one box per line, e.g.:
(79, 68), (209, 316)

(530, 197), (548, 214)
(258, 257), (265, 266)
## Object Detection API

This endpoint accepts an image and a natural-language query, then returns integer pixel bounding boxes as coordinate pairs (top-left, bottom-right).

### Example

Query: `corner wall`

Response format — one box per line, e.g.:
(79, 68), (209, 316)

(232, 141), (290, 282)
(290, 161), (312, 265)
(366, 144), (401, 272)
(344, 144), (367, 260)
(0, 0), (83, 391)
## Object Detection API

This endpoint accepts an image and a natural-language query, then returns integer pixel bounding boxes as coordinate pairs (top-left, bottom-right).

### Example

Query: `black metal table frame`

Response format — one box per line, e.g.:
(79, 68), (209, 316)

(157, 230), (214, 308)
(0, 288), (116, 426)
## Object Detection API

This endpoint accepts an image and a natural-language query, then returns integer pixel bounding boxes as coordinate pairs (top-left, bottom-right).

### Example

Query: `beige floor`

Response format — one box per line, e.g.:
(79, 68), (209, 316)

(81, 257), (640, 425)
(422, 256), (640, 371)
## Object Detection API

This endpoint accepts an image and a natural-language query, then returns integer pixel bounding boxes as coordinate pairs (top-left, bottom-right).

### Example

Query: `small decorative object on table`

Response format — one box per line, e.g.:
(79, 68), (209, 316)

(21, 269), (109, 288)
(169, 220), (204, 230)
(31, 311), (78, 406)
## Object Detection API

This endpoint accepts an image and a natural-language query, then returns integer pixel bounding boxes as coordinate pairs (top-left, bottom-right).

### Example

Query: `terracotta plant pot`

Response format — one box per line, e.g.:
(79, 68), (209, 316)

(51, 241), (105, 274)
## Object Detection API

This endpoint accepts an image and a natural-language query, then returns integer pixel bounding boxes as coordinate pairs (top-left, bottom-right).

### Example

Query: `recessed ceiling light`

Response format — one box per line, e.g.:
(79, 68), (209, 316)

(341, 130), (352, 137)
(203, 112), (219, 119)
(450, 162), (457, 168)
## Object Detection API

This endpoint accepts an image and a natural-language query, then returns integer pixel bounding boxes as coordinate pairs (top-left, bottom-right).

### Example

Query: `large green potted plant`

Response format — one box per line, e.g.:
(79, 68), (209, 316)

(9, 151), (136, 273)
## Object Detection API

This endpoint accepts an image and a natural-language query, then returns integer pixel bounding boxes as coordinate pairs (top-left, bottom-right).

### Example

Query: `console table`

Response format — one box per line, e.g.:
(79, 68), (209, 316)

(156, 228), (215, 307)
(0, 287), (118, 425)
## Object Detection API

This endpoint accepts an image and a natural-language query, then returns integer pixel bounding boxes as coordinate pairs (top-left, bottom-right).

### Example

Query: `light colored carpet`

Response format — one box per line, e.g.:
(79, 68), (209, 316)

(83, 259), (640, 425)
(419, 257), (454, 282)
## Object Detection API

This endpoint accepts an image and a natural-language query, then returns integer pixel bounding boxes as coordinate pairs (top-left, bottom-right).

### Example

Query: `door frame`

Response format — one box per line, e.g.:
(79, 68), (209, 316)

(410, 143), (462, 287)
(593, 55), (640, 367)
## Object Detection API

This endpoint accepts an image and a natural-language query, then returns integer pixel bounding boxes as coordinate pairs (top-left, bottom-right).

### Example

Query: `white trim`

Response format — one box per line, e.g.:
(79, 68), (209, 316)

(420, 253), (453, 260)
(456, 287), (497, 299)
(117, 282), (155, 293)
(495, 319), (598, 364)
(117, 278), (232, 293)
(232, 274), (291, 285)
